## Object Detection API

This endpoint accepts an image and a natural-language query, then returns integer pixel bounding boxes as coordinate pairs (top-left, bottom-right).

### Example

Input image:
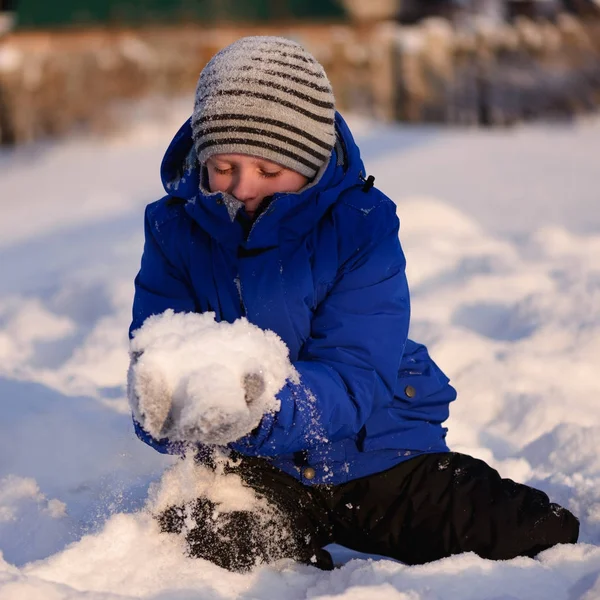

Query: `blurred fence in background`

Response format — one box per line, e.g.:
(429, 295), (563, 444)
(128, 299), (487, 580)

(0, 1), (599, 145)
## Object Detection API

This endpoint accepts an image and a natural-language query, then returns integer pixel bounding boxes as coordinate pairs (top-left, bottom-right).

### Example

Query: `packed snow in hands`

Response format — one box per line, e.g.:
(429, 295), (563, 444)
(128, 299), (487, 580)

(127, 310), (296, 445)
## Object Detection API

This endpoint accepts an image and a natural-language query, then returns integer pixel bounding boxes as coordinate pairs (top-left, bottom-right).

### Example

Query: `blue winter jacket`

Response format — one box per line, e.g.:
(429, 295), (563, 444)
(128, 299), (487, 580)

(130, 112), (456, 485)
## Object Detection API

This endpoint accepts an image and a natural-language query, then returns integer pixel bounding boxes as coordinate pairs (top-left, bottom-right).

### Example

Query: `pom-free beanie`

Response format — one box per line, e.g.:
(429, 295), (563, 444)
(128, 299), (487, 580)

(191, 36), (336, 179)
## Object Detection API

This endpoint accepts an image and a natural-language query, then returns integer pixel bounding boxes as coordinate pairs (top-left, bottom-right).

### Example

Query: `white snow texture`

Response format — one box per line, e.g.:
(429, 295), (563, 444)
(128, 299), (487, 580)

(1, 100), (600, 599)
(128, 310), (293, 444)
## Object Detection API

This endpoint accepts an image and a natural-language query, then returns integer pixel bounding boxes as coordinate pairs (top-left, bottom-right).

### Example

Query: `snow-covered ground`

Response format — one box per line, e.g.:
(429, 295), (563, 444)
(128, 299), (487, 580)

(1, 100), (600, 599)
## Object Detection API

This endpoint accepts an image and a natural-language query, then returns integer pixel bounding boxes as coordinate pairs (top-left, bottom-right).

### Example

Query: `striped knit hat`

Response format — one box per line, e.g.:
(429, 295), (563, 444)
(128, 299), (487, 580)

(191, 36), (336, 179)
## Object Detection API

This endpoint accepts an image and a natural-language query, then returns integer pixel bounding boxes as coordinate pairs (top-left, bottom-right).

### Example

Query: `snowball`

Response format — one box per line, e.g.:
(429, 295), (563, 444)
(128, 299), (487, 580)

(128, 310), (295, 445)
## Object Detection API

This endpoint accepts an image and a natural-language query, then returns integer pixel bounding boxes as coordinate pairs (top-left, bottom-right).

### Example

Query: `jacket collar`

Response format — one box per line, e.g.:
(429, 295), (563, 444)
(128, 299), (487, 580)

(160, 112), (365, 249)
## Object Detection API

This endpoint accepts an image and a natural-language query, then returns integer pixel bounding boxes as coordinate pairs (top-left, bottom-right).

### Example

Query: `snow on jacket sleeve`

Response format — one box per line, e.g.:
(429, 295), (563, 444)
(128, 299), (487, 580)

(232, 196), (411, 457)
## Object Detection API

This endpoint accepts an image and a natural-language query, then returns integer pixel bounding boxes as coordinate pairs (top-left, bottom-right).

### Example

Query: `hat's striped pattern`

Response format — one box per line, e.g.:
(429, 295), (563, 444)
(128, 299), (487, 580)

(191, 36), (336, 179)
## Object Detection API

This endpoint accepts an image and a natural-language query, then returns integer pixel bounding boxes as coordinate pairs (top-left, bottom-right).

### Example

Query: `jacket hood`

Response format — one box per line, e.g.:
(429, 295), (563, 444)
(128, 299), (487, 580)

(160, 112), (367, 246)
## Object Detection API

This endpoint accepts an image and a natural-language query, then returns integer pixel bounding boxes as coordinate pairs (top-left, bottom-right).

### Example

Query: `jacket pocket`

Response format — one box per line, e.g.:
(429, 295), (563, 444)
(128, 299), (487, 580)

(360, 342), (456, 452)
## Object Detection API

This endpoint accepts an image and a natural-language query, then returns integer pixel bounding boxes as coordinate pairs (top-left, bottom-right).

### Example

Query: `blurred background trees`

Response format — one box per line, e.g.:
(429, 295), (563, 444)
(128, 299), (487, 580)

(0, 0), (599, 145)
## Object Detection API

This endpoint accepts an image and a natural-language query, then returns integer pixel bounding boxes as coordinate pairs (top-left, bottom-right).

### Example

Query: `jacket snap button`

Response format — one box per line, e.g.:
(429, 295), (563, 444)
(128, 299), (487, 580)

(303, 467), (316, 480)
(404, 385), (417, 398)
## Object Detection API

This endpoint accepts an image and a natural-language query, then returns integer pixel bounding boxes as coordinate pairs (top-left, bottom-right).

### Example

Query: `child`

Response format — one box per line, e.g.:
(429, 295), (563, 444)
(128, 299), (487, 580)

(128, 36), (579, 572)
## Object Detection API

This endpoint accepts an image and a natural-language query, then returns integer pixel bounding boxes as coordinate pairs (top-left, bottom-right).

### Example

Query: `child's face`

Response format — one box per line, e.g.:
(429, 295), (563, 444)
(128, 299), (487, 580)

(206, 154), (308, 218)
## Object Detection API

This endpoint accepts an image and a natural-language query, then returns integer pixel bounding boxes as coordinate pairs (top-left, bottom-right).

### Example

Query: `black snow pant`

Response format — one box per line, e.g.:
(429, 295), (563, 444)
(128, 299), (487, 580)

(157, 452), (579, 572)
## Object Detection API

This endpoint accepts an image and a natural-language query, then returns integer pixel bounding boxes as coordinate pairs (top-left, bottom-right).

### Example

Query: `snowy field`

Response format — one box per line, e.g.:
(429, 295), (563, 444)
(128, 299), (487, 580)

(1, 99), (600, 599)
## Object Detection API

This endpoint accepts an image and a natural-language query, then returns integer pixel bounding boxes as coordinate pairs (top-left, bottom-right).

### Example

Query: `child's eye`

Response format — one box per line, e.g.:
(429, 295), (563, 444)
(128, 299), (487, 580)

(214, 166), (233, 175)
(260, 171), (281, 179)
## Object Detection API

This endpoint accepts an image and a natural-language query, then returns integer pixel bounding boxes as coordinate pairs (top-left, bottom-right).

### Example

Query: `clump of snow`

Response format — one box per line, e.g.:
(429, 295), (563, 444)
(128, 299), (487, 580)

(128, 310), (295, 444)
(0, 298), (76, 370)
(0, 476), (64, 523)
(147, 453), (260, 514)
(0, 477), (70, 566)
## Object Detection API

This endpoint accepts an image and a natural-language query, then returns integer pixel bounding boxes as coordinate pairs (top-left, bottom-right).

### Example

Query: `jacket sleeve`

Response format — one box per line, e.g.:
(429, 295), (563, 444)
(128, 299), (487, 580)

(231, 199), (410, 457)
(130, 200), (197, 454)
(130, 200), (197, 337)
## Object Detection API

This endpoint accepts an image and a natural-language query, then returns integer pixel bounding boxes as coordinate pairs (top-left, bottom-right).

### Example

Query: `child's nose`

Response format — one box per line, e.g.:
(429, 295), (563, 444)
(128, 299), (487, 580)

(231, 173), (258, 201)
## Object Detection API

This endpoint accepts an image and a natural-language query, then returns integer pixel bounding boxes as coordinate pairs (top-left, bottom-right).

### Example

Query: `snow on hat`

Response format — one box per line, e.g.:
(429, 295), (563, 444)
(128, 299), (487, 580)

(191, 36), (336, 179)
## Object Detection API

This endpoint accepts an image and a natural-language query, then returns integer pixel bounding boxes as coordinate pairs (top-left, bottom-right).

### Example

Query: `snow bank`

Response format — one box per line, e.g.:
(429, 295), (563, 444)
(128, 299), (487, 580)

(1, 111), (600, 598)
(128, 310), (295, 444)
